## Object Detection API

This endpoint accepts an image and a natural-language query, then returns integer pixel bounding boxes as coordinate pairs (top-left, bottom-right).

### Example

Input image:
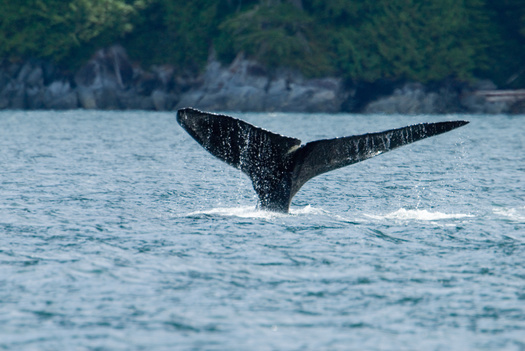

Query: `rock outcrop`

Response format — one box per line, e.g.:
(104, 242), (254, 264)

(361, 80), (523, 114)
(176, 53), (347, 112)
(364, 83), (441, 114)
(458, 80), (512, 114)
(0, 47), (347, 112)
(0, 46), (180, 111)
(0, 59), (78, 110)
(74, 46), (178, 110)
(1, 45), (523, 113)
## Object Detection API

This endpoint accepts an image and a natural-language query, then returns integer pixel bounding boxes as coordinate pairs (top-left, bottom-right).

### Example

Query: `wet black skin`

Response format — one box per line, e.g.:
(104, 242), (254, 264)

(177, 107), (468, 213)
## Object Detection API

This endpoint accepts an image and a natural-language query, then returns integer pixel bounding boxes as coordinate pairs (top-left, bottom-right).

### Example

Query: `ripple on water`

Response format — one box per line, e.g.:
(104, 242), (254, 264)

(0, 111), (523, 350)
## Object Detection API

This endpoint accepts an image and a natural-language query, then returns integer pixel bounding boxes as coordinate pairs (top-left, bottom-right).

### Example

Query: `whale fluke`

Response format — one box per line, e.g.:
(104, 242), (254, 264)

(177, 108), (468, 212)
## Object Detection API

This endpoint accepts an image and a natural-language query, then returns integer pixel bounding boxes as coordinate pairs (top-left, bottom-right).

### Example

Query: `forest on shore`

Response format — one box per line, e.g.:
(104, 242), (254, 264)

(1, 0), (525, 89)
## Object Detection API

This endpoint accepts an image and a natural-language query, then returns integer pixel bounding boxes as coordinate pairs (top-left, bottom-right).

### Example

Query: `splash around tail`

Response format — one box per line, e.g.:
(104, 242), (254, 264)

(177, 108), (468, 213)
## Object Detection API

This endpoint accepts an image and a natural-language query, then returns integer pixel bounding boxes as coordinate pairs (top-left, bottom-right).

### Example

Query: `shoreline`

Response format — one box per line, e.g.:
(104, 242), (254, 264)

(1, 46), (523, 114)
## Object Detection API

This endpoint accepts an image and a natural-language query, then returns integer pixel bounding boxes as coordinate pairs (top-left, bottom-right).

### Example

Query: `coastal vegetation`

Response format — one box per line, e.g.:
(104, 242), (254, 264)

(1, 0), (524, 87)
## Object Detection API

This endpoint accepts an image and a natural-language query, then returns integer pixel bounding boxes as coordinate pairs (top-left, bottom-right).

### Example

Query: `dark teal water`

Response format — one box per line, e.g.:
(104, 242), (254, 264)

(0, 111), (523, 350)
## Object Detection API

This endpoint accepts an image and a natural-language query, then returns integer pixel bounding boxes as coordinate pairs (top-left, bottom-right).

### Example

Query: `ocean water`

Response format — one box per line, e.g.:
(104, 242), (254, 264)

(0, 110), (523, 351)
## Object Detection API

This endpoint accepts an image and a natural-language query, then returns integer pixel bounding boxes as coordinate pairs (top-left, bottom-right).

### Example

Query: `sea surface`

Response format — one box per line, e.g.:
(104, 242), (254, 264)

(0, 110), (523, 351)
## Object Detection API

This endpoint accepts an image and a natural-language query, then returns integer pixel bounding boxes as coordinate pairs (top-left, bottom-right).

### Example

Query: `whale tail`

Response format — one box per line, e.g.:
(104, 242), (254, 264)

(177, 108), (468, 212)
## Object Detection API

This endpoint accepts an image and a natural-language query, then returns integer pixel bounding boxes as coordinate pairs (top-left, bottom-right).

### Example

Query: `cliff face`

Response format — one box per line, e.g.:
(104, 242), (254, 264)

(0, 46), (346, 112)
(0, 46), (521, 114)
(176, 53), (347, 113)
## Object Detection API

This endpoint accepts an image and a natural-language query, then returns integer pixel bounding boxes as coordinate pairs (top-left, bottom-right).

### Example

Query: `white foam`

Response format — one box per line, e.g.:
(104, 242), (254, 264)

(186, 204), (328, 219)
(493, 206), (525, 223)
(366, 208), (474, 221)
(187, 206), (286, 219)
(289, 205), (326, 216)
(187, 206), (475, 223)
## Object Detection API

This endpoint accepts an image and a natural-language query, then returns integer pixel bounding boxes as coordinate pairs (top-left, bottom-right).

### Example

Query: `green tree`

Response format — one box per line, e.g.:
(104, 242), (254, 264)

(216, 2), (334, 76)
(2, 0), (524, 87)
(306, 0), (491, 83)
(483, 0), (525, 86)
(123, 0), (239, 72)
(0, 0), (147, 66)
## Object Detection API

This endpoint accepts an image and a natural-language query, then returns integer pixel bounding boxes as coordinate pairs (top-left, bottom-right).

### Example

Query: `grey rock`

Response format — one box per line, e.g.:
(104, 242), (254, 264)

(44, 81), (78, 109)
(95, 87), (119, 110)
(78, 87), (97, 109)
(151, 65), (175, 89)
(26, 65), (44, 88)
(46, 80), (71, 97)
(2, 81), (27, 109)
(152, 90), (168, 110)
(176, 54), (345, 112)
(46, 92), (78, 110)
(459, 80), (511, 114)
(460, 93), (510, 114)
(116, 90), (155, 110)
(284, 78), (343, 112)
(26, 86), (45, 109)
(365, 83), (443, 114)
(510, 100), (525, 114)
(74, 45), (137, 110)
(72, 45), (179, 111)
(10, 88), (26, 109)
(1, 45), (516, 114)
(75, 45), (133, 90)
(187, 55), (269, 111)
(16, 62), (33, 83)
(0, 96), (8, 109)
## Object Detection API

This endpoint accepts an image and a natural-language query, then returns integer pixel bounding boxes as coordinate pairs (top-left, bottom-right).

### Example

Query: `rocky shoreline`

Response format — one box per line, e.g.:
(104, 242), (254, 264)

(1, 45), (522, 114)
